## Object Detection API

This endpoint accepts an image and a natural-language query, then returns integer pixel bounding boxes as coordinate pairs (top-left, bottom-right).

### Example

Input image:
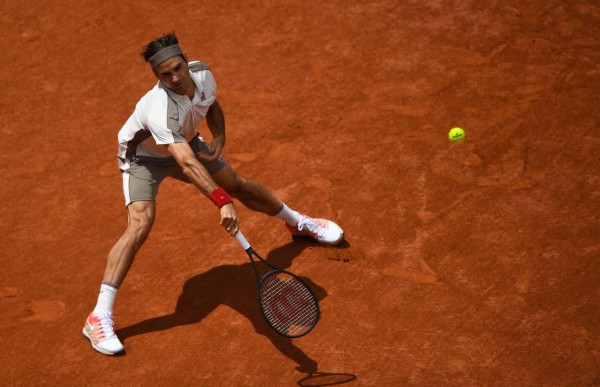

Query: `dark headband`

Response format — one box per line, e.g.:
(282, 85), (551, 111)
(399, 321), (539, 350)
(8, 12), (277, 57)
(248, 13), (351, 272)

(148, 44), (183, 68)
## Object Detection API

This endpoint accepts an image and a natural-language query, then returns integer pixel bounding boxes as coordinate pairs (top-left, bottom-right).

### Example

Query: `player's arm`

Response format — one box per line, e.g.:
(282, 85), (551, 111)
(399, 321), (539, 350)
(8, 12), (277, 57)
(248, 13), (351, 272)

(199, 99), (226, 161)
(167, 142), (239, 235)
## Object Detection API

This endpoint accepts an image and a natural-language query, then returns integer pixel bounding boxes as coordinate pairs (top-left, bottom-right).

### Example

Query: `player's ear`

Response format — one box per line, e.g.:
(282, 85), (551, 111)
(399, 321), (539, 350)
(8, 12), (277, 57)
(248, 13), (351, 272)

(183, 53), (189, 63)
(152, 68), (158, 78)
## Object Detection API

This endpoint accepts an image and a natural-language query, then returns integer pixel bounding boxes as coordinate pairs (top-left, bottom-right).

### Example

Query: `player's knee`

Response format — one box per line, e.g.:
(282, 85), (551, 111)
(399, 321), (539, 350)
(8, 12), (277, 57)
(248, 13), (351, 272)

(226, 176), (249, 198)
(128, 212), (154, 240)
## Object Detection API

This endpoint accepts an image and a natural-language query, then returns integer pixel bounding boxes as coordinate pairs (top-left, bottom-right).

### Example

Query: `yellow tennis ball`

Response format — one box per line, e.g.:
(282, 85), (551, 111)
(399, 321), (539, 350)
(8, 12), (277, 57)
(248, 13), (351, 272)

(449, 127), (465, 142)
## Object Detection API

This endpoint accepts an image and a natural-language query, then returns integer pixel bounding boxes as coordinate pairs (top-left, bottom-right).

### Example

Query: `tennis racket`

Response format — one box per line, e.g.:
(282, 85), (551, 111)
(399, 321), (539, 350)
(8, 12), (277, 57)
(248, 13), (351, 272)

(235, 231), (319, 338)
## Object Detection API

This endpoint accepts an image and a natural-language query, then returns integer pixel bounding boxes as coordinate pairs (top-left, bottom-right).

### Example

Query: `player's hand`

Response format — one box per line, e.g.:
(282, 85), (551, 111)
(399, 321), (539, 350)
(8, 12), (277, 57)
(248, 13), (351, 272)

(197, 135), (225, 161)
(219, 202), (239, 236)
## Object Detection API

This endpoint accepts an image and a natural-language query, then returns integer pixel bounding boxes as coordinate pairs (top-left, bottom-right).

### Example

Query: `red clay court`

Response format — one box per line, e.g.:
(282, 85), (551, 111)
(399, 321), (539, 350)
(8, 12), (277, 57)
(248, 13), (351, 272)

(1, 1), (599, 385)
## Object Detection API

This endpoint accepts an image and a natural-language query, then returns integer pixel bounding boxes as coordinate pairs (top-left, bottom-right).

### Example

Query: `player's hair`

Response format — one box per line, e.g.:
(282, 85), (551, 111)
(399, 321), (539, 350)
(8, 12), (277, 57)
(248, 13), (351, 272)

(140, 32), (183, 62)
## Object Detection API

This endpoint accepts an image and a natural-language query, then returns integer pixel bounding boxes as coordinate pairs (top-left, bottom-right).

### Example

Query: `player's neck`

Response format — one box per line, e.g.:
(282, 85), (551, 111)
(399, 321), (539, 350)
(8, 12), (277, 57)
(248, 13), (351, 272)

(185, 83), (195, 99)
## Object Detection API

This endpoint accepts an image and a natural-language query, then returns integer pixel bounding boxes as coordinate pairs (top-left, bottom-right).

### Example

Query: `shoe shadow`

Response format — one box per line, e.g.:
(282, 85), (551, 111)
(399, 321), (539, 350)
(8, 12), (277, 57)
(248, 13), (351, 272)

(117, 238), (341, 371)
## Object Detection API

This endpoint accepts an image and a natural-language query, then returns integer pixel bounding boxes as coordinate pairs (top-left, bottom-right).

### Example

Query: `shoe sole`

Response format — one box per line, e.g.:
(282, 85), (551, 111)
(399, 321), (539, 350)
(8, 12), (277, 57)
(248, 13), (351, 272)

(82, 326), (124, 356)
(290, 232), (344, 245)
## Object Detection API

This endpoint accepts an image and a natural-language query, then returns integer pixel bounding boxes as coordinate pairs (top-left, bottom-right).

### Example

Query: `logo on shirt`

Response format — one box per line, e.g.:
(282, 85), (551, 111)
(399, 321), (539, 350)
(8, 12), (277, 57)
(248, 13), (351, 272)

(200, 92), (206, 102)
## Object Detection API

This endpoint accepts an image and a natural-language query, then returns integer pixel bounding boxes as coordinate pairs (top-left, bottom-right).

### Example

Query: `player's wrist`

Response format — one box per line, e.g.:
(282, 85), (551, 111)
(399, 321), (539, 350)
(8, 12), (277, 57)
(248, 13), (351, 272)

(209, 187), (233, 208)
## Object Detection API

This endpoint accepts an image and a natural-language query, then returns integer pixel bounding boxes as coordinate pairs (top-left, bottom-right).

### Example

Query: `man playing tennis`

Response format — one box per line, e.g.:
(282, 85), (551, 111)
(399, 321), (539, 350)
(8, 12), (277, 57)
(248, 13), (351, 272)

(83, 32), (344, 355)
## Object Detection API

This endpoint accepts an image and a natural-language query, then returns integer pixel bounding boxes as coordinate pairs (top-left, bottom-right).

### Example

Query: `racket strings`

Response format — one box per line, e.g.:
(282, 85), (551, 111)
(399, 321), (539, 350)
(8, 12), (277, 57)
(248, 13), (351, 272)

(260, 272), (318, 337)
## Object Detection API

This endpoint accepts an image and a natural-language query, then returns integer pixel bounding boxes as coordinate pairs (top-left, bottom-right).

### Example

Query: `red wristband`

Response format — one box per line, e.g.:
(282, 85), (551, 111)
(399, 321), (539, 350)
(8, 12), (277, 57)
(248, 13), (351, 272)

(209, 187), (233, 208)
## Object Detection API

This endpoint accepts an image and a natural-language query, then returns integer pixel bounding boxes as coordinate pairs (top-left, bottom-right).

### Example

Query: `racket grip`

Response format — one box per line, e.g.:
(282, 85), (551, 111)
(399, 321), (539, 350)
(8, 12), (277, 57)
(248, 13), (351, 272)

(235, 231), (251, 250)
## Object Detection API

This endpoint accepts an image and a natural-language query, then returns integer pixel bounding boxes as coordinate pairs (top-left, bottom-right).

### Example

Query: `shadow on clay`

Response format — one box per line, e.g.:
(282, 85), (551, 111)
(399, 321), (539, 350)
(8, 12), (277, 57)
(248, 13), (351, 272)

(117, 238), (356, 382)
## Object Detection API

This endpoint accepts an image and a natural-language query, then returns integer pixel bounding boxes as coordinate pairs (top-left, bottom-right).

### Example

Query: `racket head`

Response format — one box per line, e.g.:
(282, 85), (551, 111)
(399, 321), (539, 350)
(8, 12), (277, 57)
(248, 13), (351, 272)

(258, 270), (319, 338)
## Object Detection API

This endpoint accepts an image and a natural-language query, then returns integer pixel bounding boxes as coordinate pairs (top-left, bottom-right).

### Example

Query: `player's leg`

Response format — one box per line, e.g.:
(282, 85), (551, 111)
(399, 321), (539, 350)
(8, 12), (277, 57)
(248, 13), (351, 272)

(187, 135), (344, 244)
(211, 163), (282, 215)
(84, 158), (165, 356)
(102, 200), (156, 286)
(210, 162), (344, 245)
(83, 200), (155, 356)
(183, 136), (280, 214)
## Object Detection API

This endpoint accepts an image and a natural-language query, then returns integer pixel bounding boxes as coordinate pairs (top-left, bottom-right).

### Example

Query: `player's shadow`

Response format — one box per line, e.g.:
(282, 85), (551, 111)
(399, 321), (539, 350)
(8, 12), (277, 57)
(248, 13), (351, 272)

(117, 238), (342, 372)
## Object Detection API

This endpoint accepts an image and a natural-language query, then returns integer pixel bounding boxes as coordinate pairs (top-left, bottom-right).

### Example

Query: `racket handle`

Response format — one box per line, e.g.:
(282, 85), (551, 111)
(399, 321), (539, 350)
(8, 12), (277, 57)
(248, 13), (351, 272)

(235, 231), (251, 250)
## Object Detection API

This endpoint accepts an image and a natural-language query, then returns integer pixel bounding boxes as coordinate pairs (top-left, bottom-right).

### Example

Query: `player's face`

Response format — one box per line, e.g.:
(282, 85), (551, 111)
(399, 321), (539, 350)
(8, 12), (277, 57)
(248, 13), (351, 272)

(154, 55), (193, 96)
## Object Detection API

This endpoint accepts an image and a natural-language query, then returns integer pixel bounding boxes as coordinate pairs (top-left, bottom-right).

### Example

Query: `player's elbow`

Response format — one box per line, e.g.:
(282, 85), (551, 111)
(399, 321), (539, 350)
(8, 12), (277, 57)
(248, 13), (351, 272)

(179, 157), (199, 178)
(167, 143), (197, 174)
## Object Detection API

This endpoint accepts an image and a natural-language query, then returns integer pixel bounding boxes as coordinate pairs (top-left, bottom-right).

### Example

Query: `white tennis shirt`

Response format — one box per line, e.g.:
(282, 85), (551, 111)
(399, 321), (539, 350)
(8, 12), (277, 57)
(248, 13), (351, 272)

(117, 61), (216, 169)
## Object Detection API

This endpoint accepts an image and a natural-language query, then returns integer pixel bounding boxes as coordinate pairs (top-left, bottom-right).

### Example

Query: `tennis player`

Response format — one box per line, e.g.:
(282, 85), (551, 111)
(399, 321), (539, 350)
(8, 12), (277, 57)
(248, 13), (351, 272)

(83, 32), (344, 355)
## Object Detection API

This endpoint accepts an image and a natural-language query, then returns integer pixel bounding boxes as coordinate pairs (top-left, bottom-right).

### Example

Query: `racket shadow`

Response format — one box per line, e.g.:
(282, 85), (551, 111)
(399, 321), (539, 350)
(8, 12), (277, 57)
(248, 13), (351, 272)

(116, 238), (326, 372)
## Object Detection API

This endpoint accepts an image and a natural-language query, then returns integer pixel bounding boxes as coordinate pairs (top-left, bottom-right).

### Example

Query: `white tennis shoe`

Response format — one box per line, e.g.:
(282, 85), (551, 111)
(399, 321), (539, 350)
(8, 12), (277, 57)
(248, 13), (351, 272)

(83, 311), (124, 355)
(285, 215), (344, 245)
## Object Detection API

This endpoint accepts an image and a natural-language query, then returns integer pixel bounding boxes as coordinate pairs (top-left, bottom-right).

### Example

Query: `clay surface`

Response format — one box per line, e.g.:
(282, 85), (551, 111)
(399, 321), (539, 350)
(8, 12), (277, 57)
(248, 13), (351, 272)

(1, 1), (599, 385)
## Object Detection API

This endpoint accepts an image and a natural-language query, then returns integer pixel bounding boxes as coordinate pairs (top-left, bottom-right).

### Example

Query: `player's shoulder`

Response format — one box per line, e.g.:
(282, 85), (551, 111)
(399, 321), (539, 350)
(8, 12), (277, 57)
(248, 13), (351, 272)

(136, 83), (169, 111)
(143, 83), (168, 101)
(188, 60), (211, 72)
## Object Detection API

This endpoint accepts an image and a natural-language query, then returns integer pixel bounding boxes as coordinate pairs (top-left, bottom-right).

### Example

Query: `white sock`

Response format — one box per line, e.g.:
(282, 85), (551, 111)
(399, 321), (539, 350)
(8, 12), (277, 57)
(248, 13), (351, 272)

(275, 203), (303, 226)
(94, 284), (118, 314)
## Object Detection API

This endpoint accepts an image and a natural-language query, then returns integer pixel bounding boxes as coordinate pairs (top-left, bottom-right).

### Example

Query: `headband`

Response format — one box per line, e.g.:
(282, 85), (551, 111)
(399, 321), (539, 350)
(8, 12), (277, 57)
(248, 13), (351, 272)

(148, 44), (183, 68)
